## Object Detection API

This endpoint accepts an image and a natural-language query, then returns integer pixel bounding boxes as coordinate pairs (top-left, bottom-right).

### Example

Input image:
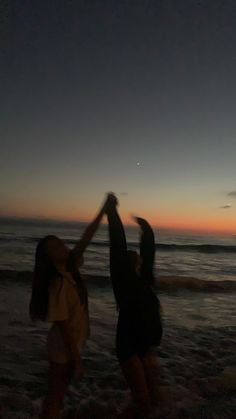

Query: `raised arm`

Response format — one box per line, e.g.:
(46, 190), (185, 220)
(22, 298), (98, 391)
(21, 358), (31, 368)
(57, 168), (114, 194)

(134, 217), (155, 286)
(71, 196), (108, 263)
(106, 194), (128, 282)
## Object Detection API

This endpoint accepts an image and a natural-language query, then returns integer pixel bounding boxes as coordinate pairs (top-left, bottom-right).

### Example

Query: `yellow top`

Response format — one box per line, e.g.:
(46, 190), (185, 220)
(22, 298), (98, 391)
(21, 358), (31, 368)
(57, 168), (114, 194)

(47, 271), (89, 363)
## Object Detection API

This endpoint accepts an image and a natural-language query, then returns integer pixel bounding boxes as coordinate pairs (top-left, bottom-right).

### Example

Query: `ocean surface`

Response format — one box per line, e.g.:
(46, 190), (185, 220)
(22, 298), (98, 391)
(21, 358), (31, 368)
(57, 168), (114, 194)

(0, 217), (236, 282)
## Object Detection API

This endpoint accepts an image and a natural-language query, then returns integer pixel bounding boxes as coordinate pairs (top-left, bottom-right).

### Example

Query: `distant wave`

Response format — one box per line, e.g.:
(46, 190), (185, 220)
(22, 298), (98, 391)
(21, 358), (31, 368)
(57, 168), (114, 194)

(1, 270), (236, 292)
(155, 275), (236, 292)
(87, 241), (236, 254)
(85, 242), (236, 254)
(155, 243), (236, 254)
(1, 235), (236, 254)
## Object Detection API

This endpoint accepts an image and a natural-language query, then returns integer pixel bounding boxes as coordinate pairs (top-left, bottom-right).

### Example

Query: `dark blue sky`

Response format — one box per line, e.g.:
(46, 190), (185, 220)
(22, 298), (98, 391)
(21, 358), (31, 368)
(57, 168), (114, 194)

(1, 0), (236, 231)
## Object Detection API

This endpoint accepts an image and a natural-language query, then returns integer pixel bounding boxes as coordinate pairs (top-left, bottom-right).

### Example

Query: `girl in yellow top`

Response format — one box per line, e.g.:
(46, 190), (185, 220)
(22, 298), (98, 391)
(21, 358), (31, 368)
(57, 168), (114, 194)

(29, 195), (109, 419)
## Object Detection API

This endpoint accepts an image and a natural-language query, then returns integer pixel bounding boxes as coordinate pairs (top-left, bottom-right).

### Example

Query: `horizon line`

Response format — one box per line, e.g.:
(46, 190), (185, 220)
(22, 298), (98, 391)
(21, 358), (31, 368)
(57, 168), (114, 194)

(0, 214), (235, 235)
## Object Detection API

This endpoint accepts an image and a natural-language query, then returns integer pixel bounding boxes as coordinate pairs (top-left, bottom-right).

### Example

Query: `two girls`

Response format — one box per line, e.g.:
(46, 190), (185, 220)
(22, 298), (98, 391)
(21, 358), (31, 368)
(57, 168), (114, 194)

(30, 193), (163, 419)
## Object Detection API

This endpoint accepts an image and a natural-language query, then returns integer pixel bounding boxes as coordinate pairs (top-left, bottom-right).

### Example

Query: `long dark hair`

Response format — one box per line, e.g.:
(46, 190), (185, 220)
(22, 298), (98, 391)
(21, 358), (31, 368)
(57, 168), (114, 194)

(29, 235), (88, 321)
(29, 235), (60, 321)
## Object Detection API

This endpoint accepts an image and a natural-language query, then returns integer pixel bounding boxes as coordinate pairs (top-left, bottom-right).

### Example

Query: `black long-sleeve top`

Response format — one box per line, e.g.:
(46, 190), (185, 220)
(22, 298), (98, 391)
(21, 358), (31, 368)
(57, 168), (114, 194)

(107, 205), (156, 307)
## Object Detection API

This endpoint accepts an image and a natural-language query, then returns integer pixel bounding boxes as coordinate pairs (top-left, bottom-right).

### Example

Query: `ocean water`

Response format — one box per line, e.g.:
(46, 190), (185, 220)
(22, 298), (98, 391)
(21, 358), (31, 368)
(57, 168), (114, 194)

(1, 218), (236, 419)
(0, 217), (236, 282)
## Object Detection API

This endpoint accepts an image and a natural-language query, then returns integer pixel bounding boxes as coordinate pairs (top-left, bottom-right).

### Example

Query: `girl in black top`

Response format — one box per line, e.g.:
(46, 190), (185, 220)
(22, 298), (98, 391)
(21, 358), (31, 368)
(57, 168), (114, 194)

(105, 194), (163, 419)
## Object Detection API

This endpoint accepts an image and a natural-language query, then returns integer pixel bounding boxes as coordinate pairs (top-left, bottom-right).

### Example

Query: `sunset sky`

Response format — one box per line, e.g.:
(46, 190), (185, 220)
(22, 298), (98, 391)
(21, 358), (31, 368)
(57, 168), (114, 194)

(1, 1), (236, 233)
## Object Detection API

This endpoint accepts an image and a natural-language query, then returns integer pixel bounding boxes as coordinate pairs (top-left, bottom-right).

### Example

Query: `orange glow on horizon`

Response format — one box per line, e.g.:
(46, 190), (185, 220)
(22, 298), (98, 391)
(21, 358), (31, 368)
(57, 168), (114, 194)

(120, 208), (236, 234)
(1, 206), (235, 235)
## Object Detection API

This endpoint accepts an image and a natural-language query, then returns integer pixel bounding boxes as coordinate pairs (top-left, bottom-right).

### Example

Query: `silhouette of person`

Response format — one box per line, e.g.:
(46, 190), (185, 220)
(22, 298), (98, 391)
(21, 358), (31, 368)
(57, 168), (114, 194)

(30, 194), (110, 419)
(105, 193), (163, 419)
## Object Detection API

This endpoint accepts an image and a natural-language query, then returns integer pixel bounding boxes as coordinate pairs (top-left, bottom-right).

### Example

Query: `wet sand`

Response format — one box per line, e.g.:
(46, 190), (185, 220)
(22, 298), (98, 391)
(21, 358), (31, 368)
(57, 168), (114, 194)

(0, 270), (235, 418)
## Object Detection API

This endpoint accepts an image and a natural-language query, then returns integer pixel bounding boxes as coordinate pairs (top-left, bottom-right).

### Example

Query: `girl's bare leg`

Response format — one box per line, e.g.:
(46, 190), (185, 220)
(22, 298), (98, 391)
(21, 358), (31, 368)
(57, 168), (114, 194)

(40, 362), (73, 419)
(121, 354), (152, 419)
(143, 350), (168, 411)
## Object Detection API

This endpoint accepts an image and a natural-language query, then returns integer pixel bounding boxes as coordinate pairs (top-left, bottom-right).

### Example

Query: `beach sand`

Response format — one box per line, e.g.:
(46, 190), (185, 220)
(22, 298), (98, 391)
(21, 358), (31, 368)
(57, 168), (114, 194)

(0, 270), (235, 418)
